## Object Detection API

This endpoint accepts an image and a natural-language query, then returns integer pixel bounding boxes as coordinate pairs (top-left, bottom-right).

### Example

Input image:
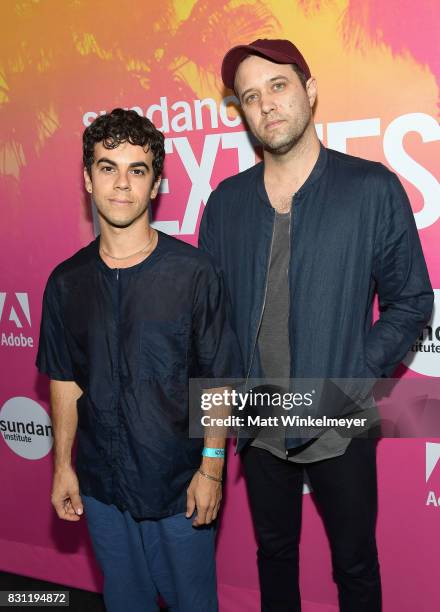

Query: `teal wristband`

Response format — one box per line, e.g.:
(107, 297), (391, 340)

(202, 447), (225, 459)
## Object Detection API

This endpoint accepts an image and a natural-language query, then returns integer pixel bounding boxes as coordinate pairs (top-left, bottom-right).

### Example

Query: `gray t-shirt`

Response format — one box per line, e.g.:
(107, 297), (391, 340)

(250, 210), (351, 463)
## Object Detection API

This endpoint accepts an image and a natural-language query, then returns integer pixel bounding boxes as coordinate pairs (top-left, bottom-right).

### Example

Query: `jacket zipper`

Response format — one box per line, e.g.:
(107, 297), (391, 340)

(245, 213), (276, 384)
(236, 215), (275, 453)
(285, 197), (294, 456)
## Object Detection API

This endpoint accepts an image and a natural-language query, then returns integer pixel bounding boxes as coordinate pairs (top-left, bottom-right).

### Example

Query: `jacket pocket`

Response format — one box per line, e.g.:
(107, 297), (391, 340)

(139, 319), (189, 380)
(360, 349), (380, 379)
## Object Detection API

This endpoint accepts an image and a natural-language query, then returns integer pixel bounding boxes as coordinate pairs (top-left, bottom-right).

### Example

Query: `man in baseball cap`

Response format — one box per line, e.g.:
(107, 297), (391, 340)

(199, 38), (433, 611)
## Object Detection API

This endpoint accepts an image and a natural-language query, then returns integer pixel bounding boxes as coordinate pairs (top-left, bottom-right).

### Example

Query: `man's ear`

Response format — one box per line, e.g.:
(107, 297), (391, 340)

(84, 167), (92, 194)
(306, 76), (317, 109)
(150, 176), (161, 200)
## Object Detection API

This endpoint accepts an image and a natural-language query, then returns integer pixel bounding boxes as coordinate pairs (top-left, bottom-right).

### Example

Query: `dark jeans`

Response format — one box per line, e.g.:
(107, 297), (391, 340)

(241, 439), (381, 612)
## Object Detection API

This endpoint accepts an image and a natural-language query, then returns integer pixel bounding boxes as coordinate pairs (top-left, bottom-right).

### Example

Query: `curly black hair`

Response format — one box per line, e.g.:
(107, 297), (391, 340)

(83, 108), (165, 182)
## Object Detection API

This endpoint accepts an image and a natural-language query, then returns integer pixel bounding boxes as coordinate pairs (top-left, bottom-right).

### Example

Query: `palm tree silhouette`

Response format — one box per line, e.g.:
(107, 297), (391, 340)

(0, 0), (277, 182)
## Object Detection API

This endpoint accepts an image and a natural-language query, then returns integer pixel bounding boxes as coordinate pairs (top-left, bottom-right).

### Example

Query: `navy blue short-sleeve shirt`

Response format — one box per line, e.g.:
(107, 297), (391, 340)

(36, 231), (242, 519)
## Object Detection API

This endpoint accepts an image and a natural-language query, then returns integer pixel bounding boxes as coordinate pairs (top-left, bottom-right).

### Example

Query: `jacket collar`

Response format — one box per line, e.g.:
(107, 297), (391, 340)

(257, 142), (328, 206)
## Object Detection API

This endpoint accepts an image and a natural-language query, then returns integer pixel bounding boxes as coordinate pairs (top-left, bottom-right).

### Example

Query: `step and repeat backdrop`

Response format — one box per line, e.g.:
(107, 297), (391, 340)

(1, 1), (439, 610)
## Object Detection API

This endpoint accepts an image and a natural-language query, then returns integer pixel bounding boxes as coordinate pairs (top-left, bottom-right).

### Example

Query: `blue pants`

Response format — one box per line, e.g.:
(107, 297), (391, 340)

(82, 495), (218, 612)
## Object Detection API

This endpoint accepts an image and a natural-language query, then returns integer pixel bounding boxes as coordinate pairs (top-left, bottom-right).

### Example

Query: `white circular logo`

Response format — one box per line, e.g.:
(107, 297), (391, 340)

(0, 396), (53, 460)
(404, 289), (440, 377)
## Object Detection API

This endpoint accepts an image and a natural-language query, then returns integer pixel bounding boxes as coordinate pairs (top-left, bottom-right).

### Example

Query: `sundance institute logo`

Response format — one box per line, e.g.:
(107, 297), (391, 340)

(0, 397), (53, 460)
(404, 289), (440, 377)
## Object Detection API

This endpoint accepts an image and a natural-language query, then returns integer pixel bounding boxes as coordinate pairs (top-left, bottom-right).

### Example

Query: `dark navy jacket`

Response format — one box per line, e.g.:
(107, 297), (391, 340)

(199, 145), (433, 450)
(36, 232), (241, 519)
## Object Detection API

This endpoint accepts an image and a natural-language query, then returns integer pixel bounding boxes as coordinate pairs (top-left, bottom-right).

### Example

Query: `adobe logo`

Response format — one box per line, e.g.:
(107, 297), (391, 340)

(426, 442), (440, 482)
(0, 292), (31, 328)
(0, 292), (34, 348)
(425, 442), (440, 507)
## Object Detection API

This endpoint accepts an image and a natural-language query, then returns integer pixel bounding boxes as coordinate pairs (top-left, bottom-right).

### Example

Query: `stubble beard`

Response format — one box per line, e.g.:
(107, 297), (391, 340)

(260, 110), (312, 156)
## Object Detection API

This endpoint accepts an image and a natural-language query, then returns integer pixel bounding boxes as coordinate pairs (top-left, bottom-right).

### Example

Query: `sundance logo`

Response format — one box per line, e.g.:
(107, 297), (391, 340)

(404, 289), (440, 377)
(0, 292), (34, 348)
(426, 442), (440, 507)
(0, 397), (53, 460)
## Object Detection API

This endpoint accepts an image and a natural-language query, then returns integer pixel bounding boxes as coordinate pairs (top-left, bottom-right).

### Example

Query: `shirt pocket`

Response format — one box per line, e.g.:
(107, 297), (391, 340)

(139, 319), (189, 381)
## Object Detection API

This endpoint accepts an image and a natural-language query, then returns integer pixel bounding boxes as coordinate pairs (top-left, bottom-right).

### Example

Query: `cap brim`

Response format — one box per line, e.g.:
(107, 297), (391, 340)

(221, 44), (307, 91)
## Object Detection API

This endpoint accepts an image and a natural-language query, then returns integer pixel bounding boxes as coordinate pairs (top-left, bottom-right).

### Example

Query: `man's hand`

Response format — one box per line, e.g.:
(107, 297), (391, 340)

(49, 380), (82, 521)
(51, 465), (83, 521)
(186, 470), (222, 527)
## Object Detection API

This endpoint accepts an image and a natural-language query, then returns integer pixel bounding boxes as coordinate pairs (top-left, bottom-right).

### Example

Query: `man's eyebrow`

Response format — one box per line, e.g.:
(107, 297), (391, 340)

(128, 161), (150, 170)
(269, 75), (289, 82)
(96, 157), (117, 166)
(240, 75), (289, 100)
(96, 158), (150, 170)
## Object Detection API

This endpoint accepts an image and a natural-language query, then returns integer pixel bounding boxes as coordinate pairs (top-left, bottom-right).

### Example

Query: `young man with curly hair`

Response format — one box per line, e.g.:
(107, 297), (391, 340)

(37, 108), (239, 612)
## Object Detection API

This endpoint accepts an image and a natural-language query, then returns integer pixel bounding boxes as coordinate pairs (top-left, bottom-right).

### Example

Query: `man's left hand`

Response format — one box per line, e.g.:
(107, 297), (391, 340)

(186, 469), (222, 526)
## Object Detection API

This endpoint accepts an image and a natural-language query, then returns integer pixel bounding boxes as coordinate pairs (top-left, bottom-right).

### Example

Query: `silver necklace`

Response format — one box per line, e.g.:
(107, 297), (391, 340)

(100, 232), (155, 261)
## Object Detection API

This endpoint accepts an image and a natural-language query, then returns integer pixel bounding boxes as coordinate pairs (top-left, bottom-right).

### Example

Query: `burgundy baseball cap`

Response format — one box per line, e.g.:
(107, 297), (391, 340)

(221, 39), (311, 91)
